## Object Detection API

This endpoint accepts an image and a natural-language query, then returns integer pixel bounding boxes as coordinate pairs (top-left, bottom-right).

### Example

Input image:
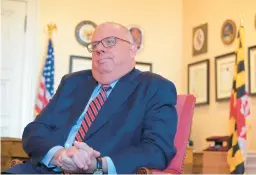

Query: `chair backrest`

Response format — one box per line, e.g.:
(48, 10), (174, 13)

(166, 94), (196, 173)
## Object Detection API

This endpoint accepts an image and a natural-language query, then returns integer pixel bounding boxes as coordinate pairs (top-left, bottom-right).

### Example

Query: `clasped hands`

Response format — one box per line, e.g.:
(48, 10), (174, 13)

(50, 141), (101, 173)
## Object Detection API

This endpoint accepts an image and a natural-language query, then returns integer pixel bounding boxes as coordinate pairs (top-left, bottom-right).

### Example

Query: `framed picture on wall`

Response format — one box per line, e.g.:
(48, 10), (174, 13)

(221, 19), (236, 45)
(69, 55), (92, 73)
(248, 45), (256, 95)
(188, 59), (209, 106)
(215, 52), (236, 101)
(135, 61), (152, 72)
(192, 23), (208, 56)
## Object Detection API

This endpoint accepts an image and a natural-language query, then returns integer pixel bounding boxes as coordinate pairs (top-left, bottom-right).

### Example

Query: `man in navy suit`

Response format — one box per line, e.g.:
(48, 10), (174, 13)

(5, 22), (177, 174)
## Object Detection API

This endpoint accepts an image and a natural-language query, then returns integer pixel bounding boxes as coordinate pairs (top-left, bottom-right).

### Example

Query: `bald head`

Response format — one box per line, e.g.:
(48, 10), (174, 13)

(92, 22), (133, 43)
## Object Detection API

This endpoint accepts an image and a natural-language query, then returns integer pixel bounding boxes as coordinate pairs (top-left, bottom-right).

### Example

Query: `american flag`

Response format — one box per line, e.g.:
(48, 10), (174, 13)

(35, 39), (55, 115)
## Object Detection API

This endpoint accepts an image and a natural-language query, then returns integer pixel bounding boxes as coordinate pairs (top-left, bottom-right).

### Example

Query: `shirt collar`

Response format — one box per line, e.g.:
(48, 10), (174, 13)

(96, 79), (119, 92)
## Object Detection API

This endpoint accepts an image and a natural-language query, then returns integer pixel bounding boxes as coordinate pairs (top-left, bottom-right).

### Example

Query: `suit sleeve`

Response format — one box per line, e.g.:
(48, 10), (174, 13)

(109, 81), (178, 173)
(22, 76), (67, 165)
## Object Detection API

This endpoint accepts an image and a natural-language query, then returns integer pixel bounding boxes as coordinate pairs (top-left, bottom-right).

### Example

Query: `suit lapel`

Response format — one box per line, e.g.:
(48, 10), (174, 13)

(85, 69), (141, 140)
(67, 74), (97, 125)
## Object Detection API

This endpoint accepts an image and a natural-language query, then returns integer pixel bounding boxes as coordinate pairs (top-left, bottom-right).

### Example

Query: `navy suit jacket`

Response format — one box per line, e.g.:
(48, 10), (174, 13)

(5, 68), (178, 174)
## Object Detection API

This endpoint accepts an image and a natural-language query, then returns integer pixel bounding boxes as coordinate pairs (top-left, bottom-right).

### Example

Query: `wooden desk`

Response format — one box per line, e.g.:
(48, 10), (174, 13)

(1, 137), (29, 171)
(203, 151), (229, 174)
(183, 147), (193, 173)
(192, 152), (203, 174)
(179, 148), (203, 174)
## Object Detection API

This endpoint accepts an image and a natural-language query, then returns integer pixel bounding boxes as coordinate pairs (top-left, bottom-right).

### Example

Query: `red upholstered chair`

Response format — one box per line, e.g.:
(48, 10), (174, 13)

(137, 94), (196, 174)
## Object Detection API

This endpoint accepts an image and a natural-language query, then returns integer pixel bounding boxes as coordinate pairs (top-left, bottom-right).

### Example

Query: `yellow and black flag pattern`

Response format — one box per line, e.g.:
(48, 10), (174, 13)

(227, 25), (250, 174)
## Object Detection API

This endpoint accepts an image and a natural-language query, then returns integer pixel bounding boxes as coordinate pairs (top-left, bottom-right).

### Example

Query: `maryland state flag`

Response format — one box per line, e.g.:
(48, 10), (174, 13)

(227, 26), (251, 174)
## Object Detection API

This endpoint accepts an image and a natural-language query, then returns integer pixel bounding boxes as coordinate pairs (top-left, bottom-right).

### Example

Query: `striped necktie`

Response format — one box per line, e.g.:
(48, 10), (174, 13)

(75, 84), (111, 142)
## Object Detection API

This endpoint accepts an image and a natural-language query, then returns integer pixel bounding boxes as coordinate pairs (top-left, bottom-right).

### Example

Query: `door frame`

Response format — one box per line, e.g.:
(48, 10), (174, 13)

(19, 0), (39, 137)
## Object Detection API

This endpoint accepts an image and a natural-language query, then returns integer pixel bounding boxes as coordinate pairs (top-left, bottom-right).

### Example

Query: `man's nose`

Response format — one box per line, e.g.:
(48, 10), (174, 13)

(95, 42), (106, 53)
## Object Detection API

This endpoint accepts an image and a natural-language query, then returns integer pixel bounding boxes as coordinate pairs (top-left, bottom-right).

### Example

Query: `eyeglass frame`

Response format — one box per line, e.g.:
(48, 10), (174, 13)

(86, 36), (131, 53)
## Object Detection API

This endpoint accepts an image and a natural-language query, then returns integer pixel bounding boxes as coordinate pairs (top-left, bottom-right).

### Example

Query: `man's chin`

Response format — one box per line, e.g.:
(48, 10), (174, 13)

(99, 68), (113, 74)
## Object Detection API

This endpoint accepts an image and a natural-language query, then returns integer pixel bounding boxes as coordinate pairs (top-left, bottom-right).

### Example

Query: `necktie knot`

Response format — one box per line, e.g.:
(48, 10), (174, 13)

(102, 84), (111, 92)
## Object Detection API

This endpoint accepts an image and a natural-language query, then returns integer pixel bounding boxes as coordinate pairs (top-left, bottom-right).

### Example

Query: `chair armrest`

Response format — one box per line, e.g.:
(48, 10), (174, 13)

(136, 167), (152, 174)
(10, 159), (25, 167)
(137, 167), (180, 174)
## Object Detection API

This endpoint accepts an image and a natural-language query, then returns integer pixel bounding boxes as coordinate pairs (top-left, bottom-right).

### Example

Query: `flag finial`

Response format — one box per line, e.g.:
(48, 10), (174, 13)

(44, 23), (57, 39)
(239, 13), (244, 27)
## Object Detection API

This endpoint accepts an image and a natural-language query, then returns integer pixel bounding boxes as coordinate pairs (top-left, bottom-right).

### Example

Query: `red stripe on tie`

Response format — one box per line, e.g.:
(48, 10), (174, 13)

(79, 127), (85, 138)
(90, 102), (98, 116)
(74, 85), (110, 142)
(76, 135), (82, 142)
(82, 120), (88, 132)
(94, 98), (101, 110)
(98, 94), (104, 106)
(87, 107), (95, 121)
(85, 115), (92, 127)
(100, 91), (107, 101)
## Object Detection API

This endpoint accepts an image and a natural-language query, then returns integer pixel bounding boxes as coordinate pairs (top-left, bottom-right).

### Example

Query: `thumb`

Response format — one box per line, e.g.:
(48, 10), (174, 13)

(73, 141), (82, 149)
(66, 147), (77, 157)
(66, 149), (73, 157)
(74, 141), (90, 151)
(93, 150), (101, 157)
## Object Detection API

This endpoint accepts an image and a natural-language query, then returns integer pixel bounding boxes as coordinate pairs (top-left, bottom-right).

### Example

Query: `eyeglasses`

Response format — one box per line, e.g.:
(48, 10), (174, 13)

(87, 36), (131, 53)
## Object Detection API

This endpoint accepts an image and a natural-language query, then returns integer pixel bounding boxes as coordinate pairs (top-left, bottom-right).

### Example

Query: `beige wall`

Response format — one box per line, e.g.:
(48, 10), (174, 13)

(38, 0), (183, 92)
(38, 0), (255, 152)
(182, 0), (256, 151)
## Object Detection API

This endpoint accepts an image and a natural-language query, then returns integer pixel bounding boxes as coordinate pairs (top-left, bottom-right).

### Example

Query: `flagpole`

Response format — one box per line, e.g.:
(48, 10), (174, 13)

(239, 13), (244, 27)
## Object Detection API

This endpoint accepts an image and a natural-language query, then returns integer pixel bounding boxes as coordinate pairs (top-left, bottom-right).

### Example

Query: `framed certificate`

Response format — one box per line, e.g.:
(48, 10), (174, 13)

(188, 59), (209, 106)
(248, 45), (256, 95)
(215, 52), (236, 101)
(135, 62), (152, 72)
(69, 55), (92, 73)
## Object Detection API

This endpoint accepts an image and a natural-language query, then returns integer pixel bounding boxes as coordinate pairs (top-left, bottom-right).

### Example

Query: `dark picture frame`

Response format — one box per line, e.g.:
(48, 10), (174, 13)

(188, 59), (210, 106)
(69, 55), (92, 73)
(221, 19), (237, 45)
(215, 52), (236, 101)
(248, 45), (256, 95)
(135, 61), (152, 72)
(192, 23), (208, 56)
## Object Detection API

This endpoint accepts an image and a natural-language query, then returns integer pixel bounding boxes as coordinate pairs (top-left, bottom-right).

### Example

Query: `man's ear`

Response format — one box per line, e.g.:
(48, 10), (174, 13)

(130, 44), (137, 52)
(129, 44), (137, 58)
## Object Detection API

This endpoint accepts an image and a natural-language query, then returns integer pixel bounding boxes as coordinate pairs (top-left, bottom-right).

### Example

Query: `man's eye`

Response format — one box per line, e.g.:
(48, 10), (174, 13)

(91, 42), (98, 49)
(105, 38), (115, 45)
(92, 44), (97, 49)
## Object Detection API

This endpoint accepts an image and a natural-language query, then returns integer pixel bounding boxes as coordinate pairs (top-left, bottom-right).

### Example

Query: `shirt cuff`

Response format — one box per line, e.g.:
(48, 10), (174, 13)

(104, 156), (117, 174)
(41, 145), (64, 169)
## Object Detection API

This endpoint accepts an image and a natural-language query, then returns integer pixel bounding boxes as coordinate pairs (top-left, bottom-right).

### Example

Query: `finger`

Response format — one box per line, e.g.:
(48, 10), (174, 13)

(61, 152), (77, 169)
(60, 164), (70, 171)
(73, 152), (87, 169)
(82, 164), (88, 171)
(72, 155), (84, 169)
(72, 150), (90, 169)
(74, 141), (90, 151)
(74, 142), (94, 158)
(86, 158), (91, 166)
